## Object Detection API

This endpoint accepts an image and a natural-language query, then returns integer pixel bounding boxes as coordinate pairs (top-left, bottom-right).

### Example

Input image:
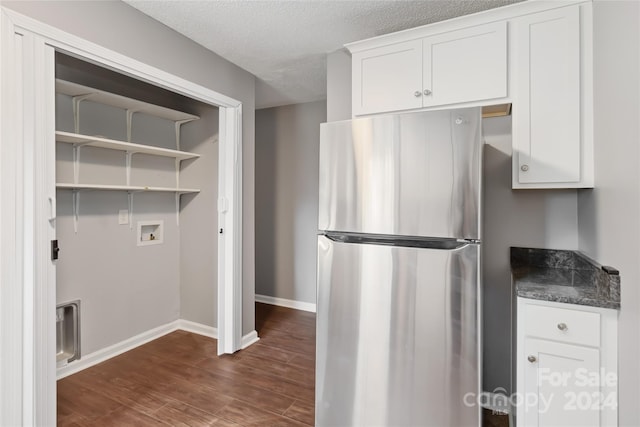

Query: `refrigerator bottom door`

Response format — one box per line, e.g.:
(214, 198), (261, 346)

(316, 235), (480, 427)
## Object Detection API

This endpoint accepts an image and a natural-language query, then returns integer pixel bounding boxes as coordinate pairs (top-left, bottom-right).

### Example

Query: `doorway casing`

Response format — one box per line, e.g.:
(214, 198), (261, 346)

(0, 7), (245, 426)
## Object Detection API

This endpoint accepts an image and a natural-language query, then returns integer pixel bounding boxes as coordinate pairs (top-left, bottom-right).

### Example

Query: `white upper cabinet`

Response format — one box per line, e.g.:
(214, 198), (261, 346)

(423, 22), (507, 107)
(347, 0), (594, 189)
(512, 4), (593, 188)
(353, 39), (423, 115)
(351, 22), (507, 116)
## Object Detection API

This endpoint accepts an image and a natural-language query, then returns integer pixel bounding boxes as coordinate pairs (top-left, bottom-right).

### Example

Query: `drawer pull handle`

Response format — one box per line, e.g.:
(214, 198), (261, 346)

(527, 355), (537, 363)
(557, 323), (568, 331)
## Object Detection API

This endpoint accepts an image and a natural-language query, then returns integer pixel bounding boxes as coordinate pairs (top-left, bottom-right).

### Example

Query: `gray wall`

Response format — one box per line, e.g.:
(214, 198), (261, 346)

(326, 50), (582, 395)
(577, 1), (640, 425)
(255, 100), (326, 304)
(56, 190), (181, 355)
(4, 0), (256, 335)
(180, 106), (219, 327)
(326, 49), (352, 122)
(483, 116), (578, 394)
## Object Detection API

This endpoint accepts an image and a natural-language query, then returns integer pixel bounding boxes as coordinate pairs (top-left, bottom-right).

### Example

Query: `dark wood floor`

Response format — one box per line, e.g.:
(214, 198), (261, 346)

(57, 303), (316, 426)
(58, 302), (510, 426)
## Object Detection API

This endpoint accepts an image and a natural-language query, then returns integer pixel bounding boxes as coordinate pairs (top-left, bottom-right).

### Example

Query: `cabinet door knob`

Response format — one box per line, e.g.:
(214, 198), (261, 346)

(414, 91), (422, 97)
(520, 164), (529, 172)
(423, 89), (432, 96)
(527, 355), (537, 363)
(557, 323), (568, 331)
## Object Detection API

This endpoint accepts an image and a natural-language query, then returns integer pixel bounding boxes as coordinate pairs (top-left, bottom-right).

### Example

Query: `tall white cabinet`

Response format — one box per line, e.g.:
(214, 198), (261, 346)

(511, 5), (593, 188)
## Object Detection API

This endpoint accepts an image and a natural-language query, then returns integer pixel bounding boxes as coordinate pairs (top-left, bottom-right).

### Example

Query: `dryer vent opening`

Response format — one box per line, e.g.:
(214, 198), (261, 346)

(56, 300), (80, 367)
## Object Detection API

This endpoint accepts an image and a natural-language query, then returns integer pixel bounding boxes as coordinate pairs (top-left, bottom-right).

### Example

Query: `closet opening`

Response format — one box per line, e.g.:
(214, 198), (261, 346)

(54, 52), (221, 379)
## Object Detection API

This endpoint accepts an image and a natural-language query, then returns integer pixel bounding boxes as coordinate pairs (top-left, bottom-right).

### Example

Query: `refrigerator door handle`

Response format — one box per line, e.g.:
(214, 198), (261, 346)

(458, 238), (481, 244)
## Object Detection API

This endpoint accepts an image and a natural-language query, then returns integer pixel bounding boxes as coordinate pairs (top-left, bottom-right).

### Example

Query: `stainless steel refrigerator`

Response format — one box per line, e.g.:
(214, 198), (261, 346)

(316, 107), (482, 427)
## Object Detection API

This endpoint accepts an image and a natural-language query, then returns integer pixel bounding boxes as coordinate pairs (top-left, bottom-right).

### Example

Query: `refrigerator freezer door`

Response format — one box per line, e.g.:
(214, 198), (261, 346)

(316, 235), (480, 426)
(318, 108), (482, 240)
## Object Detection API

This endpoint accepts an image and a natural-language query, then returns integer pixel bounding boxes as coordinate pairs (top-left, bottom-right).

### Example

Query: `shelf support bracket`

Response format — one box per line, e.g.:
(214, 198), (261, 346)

(72, 190), (79, 234)
(128, 192), (134, 230)
(175, 192), (180, 227)
(72, 145), (81, 185)
(173, 119), (193, 228)
(175, 121), (182, 152)
(125, 151), (133, 187)
(72, 94), (93, 134)
(174, 119), (193, 152)
(126, 110), (138, 143)
(175, 158), (180, 194)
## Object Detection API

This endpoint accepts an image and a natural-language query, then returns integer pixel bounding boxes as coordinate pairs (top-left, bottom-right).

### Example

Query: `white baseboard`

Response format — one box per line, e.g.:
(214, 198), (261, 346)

(56, 320), (180, 380)
(57, 320), (261, 379)
(178, 321), (258, 349)
(241, 330), (260, 349)
(255, 294), (316, 313)
(177, 319), (218, 339)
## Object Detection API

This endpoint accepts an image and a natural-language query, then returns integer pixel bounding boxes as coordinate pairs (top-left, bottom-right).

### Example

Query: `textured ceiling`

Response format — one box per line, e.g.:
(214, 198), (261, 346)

(125, 0), (523, 109)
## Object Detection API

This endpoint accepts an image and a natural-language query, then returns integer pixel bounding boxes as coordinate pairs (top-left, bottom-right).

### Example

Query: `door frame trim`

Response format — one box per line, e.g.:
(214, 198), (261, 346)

(0, 7), (244, 425)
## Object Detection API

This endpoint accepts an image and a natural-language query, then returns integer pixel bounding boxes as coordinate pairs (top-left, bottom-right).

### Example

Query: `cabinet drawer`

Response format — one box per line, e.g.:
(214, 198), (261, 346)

(524, 303), (600, 347)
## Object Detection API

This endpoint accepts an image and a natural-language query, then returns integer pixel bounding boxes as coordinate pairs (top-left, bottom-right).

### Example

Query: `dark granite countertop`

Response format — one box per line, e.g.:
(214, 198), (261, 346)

(511, 247), (620, 310)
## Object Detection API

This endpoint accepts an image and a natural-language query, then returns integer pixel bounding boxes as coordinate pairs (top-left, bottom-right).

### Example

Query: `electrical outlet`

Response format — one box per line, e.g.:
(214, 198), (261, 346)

(118, 209), (129, 225)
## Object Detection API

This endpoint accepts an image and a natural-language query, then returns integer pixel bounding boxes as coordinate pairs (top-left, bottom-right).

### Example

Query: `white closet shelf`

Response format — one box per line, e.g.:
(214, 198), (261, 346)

(56, 131), (200, 160)
(56, 183), (200, 194)
(56, 79), (200, 123)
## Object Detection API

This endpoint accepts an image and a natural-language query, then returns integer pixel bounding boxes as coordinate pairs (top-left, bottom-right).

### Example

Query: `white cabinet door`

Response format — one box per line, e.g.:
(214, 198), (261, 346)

(351, 22), (507, 116)
(522, 338), (600, 427)
(423, 22), (507, 107)
(517, 298), (618, 427)
(352, 39), (423, 116)
(513, 6), (586, 187)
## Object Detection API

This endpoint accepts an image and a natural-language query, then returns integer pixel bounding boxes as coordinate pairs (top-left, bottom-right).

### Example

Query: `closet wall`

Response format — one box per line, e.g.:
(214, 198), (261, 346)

(179, 107), (219, 327)
(55, 56), (219, 355)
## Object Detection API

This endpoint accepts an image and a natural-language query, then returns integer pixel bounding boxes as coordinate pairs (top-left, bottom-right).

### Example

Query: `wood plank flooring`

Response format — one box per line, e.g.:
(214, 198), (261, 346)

(58, 302), (509, 426)
(57, 303), (316, 426)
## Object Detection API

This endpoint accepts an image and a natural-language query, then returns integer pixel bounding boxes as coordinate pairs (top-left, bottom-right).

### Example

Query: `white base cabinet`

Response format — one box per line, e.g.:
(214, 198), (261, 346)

(516, 298), (618, 427)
